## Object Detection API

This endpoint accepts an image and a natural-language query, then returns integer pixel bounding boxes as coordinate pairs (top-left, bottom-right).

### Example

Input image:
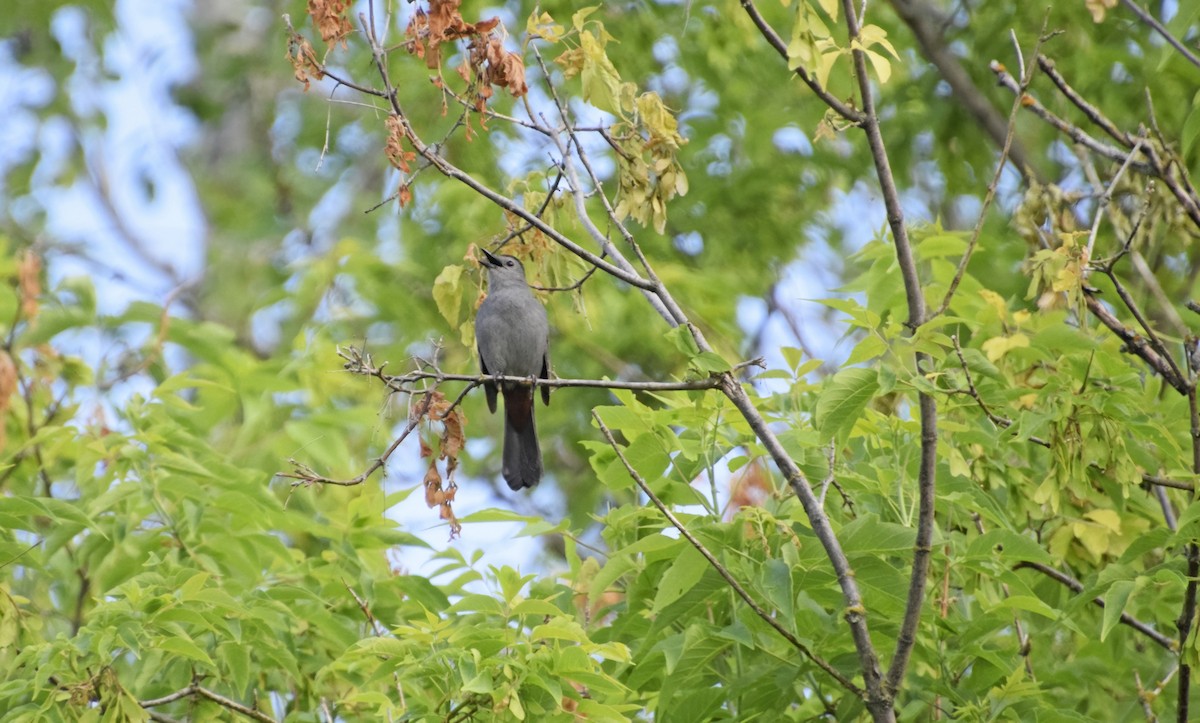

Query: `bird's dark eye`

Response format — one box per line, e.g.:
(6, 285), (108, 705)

(506, 260), (514, 267)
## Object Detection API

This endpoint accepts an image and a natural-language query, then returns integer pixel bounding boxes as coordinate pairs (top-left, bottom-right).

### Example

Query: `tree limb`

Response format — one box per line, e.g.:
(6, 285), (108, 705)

(839, 0), (938, 704)
(1120, 0), (1200, 70)
(1015, 561), (1176, 652)
(141, 684), (277, 722)
(593, 411), (864, 697)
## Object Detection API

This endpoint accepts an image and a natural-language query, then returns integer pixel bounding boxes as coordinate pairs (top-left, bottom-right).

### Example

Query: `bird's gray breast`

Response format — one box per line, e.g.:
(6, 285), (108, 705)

(476, 291), (548, 377)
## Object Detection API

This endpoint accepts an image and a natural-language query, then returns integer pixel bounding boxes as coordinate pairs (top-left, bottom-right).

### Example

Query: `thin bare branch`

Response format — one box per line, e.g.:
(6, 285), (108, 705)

(526, 46), (675, 323)
(989, 62), (1151, 170)
(1015, 561), (1176, 651)
(1142, 474), (1195, 492)
(932, 21), (1050, 319)
(1037, 55), (1132, 149)
(716, 373), (886, 715)
(142, 684), (277, 722)
(1120, 0), (1200, 70)
(279, 394), (428, 487)
(1084, 139), (1141, 258)
(993, 57), (1200, 230)
(951, 335), (1051, 447)
(344, 580), (407, 711)
(1084, 293), (1188, 394)
(1178, 377), (1200, 721)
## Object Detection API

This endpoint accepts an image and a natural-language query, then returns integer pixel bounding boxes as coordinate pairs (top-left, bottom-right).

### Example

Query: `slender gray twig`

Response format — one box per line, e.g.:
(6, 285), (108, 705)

(1015, 561), (1176, 651)
(932, 20), (1049, 319)
(141, 684), (277, 722)
(1120, 0), (1200, 70)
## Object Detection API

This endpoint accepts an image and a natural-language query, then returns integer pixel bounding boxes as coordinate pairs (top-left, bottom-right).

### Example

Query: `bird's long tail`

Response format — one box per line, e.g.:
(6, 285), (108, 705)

(502, 389), (542, 490)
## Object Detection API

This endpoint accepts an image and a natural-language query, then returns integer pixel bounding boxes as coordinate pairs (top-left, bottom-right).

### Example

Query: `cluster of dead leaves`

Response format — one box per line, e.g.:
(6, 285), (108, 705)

(383, 116), (416, 207)
(416, 390), (467, 538)
(286, 31), (324, 91)
(309, 0), (353, 48)
(406, 0), (528, 102)
(287, 0), (353, 91)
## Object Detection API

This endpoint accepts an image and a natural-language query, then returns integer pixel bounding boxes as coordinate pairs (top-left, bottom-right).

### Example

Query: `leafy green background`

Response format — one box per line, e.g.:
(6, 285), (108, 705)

(2, 0), (1200, 720)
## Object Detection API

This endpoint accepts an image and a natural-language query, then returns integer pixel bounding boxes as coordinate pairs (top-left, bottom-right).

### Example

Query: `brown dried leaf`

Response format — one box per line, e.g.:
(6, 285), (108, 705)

(308, 0), (353, 48)
(286, 33), (324, 90)
(440, 501), (461, 538)
(423, 463), (442, 507)
(384, 115), (415, 172)
(500, 51), (528, 96)
(473, 17), (500, 35)
(456, 58), (472, 83)
(418, 0), (473, 69)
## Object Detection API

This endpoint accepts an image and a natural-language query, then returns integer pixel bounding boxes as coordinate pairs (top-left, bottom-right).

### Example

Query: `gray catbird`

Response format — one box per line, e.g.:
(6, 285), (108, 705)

(475, 248), (550, 490)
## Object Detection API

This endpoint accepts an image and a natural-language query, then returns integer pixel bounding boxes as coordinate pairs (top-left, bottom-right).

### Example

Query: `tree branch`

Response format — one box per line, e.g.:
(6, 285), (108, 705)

(988, 61), (1151, 169)
(738, 0), (866, 124)
(1084, 292), (1188, 394)
(281, 346), (764, 488)
(1015, 561), (1176, 652)
(593, 412), (864, 697)
(839, 0), (938, 703)
(1178, 375), (1200, 721)
(526, 45), (675, 323)
(1120, 0), (1200, 70)
(354, 12), (657, 294)
(991, 58), (1200, 230)
(717, 374), (886, 713)
(932, 22), (1050, 320)
(888, 0), (1039, 181)
(141, 684), (277, 722)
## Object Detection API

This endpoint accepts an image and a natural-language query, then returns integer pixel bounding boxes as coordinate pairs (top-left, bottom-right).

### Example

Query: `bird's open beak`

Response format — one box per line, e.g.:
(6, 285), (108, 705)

(480, 248), (502, 267)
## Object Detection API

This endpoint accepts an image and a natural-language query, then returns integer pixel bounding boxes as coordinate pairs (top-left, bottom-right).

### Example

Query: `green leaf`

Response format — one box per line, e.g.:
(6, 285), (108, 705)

(759, 559), (794, 622)
(397, 576), (450, 612)
(1100, 579), (1137, 641)
(177, 572), (209, 601)
(665, 324), (700, 357)
(157, 635), (215, 667)
(532, 618), (589, 643)
(991, 595), (1058, 619)
(432, 263), (465, 329)
(691, 351), (731, 373)
(966, 530), (1054, 566)
(815, 367), (878, 442)
(651, 545), (707, 613)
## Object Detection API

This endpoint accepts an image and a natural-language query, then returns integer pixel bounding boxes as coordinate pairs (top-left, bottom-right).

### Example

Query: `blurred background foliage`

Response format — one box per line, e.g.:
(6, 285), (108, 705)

(2, 0), (1200, 719)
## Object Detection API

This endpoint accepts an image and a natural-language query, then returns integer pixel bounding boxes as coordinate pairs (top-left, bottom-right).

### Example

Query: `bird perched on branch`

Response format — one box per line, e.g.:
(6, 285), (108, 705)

(475, 248), (550, 489)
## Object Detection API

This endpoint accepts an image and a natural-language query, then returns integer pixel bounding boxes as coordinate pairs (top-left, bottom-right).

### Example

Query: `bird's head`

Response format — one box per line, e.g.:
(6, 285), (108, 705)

(479, 248), (528, 286)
